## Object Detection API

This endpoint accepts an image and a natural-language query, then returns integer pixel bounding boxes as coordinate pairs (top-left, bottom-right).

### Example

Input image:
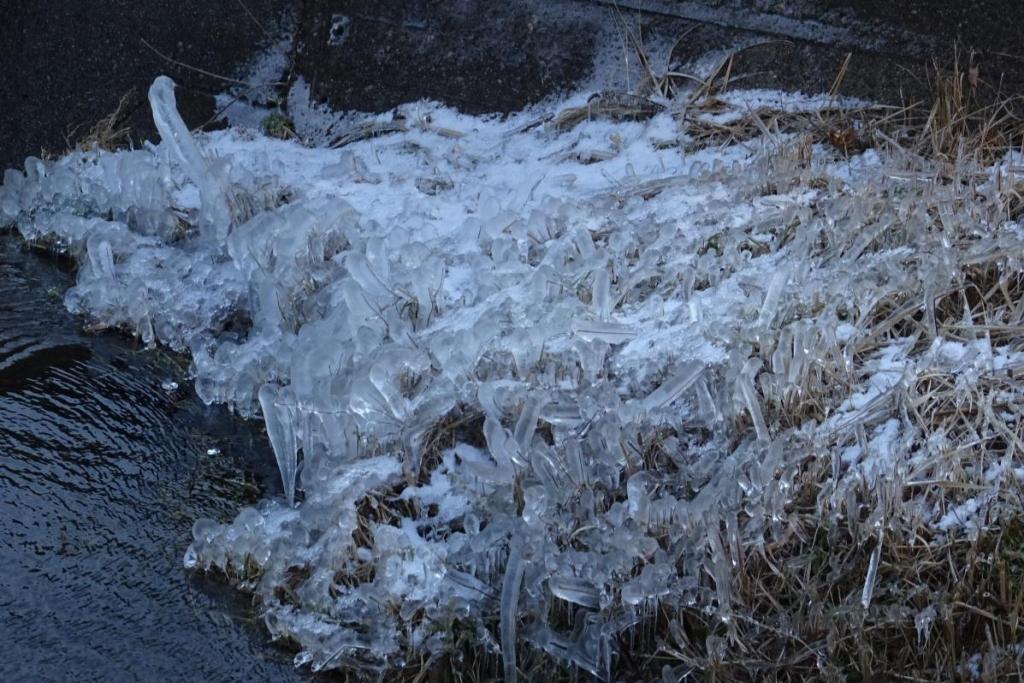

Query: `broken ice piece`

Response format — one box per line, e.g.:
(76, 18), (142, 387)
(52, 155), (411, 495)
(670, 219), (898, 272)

(738, 359), (770, 442)
(549, 577), (600, 609)
(513, 395), (547, 453)
(643, 361), (706, 412)
(570, 318), (637, 344)
(756, 266), (790, 329)
(540, 399), (583, 426)
(591, 268), (611, 320)
(484, 415), (523, 469)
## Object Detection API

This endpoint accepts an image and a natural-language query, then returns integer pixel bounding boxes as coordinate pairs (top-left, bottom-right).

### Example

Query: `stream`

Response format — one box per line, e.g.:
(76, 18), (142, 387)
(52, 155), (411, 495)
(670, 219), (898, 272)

(0, 236), (303, 681)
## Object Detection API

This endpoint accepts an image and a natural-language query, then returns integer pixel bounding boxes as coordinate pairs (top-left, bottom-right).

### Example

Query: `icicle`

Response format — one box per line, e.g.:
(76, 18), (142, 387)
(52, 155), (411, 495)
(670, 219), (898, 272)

(738, 359), (770, 442)
(549, 577), (600, 609)
(147, 76), (232, 241)
(258, 384), (298, 506)
(592, 267), (611, 320)
(861, 531), (883, 609)
(915, 605), (937, 645)
(501, 536), (526, 683)
(756, 266), (789, 329)
(706, 523), (733, 619)
(643, 362), (705, 412)
(513, 395), (547, 454)
(570, 318), (637, 344)
(484, 415), (521, 470)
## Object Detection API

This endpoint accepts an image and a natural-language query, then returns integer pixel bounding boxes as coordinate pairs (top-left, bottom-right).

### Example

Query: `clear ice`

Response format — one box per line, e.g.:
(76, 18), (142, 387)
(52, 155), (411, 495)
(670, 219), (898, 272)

(4, 74), (1024, 678)
(148, 76), (234, 241)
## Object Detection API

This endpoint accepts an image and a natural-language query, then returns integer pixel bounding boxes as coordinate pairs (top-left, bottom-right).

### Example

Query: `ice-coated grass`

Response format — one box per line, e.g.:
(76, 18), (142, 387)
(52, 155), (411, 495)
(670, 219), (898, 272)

(5, 69), (1024, 681)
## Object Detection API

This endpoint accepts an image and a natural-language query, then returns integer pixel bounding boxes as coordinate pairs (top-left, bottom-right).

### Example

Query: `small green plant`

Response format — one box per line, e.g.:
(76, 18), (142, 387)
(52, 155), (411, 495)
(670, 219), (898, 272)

(260, 112), (296, 140)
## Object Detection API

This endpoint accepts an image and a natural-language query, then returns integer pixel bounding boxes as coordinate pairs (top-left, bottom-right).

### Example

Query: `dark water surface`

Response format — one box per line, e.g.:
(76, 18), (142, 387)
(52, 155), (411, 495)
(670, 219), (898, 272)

(0, 236), (303, 682)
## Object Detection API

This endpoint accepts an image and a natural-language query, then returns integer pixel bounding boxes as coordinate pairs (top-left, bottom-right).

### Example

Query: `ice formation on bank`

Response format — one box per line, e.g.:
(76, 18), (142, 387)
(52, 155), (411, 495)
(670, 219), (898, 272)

(4, 75), (1024, 679)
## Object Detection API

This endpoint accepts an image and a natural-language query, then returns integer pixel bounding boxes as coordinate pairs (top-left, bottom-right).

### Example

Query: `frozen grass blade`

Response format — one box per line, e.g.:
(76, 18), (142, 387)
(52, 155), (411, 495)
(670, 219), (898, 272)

(501, 537), (526, 683)
(861, 531), (883, 610)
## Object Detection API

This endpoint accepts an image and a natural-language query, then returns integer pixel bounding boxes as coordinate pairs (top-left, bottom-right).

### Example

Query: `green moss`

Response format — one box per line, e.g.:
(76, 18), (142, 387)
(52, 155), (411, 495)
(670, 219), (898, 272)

(260, 112), (295, 140)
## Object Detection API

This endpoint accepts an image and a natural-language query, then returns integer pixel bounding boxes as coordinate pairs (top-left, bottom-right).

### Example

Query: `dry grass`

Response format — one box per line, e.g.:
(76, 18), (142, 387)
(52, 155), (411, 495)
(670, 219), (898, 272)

(635, 62), (1024, 682)
(485, 55), (1024, 682)
(75, 88), (138, 152)
(299, 63), (1024, 682)
(652, 514), (1024, 681)
(183, 47), (1024, 682)
(554, 91), (666, 132)
(568, 271), (1024, 681)
(914, 55), (1024, 166)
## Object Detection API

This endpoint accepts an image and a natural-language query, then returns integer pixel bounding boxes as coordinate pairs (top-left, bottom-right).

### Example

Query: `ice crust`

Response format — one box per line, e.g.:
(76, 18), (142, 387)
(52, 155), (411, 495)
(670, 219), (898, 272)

(5, 76), (1024, 678)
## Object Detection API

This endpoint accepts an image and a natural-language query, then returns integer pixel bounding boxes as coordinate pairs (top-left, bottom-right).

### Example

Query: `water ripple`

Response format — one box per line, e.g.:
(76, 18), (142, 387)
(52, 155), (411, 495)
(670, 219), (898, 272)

(0, 238), (302, 681)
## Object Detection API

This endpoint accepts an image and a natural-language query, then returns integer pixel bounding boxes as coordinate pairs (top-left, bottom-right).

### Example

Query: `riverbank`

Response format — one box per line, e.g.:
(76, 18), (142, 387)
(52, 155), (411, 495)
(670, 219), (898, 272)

(7, 2), (1024, 681)
(7, 58), (1024, 679)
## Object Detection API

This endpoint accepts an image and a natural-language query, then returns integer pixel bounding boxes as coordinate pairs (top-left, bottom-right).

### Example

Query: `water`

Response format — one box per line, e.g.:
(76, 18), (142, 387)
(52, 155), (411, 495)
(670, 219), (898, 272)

(0, 236), (304, 682)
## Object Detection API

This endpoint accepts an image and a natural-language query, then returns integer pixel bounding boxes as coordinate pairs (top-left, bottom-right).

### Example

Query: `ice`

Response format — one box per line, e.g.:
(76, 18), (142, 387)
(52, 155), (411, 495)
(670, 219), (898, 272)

(737, 358), (770, 443)
(5, 71), (1024, 678)
(548, 577), (601, 609)
(643, 361), (706, 413)
(570, 318), (637, 344)
(258, 384), (299, 507)
(915, 605), (938, 645)
(861, 532), (884, 609)
(148, 76), (233, 241)
(500, 537), (526, 683)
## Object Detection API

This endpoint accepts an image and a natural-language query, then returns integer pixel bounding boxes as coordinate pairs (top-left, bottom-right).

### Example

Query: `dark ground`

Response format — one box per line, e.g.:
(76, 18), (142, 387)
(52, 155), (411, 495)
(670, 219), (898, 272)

(292, 0), (1024, 121)
(5, 1), (1024, 172)
(0, 0), (291, 169)
(293, 0), (597, 115)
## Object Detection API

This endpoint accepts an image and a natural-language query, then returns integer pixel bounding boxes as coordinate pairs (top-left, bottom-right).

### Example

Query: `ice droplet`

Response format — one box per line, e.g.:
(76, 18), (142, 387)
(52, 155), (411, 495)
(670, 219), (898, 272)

(183, 544), (198, 569)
